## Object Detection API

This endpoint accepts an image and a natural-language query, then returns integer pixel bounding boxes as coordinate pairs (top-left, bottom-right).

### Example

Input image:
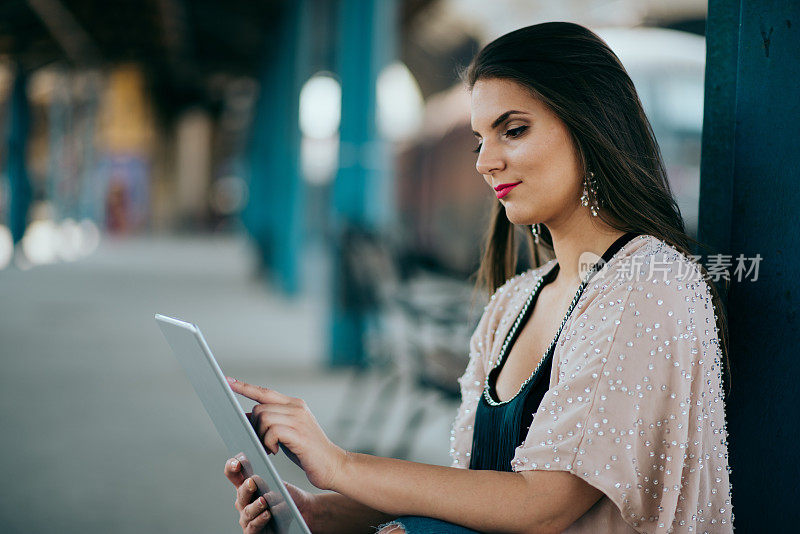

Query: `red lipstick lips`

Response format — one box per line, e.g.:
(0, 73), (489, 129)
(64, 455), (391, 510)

(494, 181), (522, 199)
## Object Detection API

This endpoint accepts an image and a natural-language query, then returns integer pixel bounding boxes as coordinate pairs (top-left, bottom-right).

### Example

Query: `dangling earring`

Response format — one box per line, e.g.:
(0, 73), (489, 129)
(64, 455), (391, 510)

(530, 223), (540, 244)
(581, 170), (601, 217)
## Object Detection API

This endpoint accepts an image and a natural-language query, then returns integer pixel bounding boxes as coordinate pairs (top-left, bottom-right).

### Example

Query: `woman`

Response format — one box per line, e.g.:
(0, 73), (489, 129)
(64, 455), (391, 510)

(224, 22), (732, 533)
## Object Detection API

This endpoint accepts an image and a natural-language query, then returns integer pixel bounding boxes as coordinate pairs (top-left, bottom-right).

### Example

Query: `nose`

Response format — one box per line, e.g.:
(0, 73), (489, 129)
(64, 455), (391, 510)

(475, 144), (505, 178)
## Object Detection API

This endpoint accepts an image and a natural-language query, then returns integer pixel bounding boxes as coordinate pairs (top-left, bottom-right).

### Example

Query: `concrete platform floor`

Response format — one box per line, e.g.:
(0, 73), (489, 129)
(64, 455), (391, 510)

(0, 235), (459, 533)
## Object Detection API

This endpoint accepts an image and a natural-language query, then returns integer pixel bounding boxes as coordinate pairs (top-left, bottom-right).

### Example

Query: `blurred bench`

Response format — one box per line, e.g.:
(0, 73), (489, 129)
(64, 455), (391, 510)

(330, 226), (481, 459)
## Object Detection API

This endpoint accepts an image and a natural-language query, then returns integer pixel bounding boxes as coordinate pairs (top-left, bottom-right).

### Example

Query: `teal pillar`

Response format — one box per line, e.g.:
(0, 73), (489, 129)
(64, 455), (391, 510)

(5, 63), (32, 245)
(78, 74), (101, 223)
(47, 69), (70, 221)
(329, 0), (397, 367)
(699, 0), (800, 528)
(242, 0), (311, 295)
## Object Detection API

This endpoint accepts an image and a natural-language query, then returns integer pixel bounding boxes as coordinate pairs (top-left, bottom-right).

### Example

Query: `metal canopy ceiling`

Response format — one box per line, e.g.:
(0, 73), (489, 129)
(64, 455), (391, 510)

(0, 0), (280, 73)
(0, 0), (472, 117)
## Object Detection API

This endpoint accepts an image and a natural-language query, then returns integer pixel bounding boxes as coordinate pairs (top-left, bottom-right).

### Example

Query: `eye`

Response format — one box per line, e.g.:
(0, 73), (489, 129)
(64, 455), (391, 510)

(505, 125), (528, 138)
(471, 125), (528, 154)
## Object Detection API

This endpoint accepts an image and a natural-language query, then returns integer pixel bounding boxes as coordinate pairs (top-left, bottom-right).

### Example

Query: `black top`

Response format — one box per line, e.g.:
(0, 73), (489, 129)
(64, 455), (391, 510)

(468, 232), (640, 472)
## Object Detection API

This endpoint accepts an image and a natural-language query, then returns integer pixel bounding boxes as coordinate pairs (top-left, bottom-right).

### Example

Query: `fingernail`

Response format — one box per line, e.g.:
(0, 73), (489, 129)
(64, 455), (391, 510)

(247, 478), (256, 491)
(260, 496), (267, 507)
(226, 376), (237, 385)
(230, 458), (239, 469)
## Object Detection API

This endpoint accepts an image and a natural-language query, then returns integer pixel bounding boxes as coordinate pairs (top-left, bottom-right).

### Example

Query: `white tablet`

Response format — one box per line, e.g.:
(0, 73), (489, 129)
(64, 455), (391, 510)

(155, 314), (312, 534)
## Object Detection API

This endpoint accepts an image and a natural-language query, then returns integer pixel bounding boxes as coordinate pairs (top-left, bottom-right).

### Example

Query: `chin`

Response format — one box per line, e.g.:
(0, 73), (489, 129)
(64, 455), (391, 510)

(501, 203), (536, 226)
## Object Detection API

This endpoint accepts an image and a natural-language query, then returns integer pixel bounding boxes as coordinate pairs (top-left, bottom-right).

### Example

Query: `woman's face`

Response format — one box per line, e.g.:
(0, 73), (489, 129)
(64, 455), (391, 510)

(470, 77), (584, 227)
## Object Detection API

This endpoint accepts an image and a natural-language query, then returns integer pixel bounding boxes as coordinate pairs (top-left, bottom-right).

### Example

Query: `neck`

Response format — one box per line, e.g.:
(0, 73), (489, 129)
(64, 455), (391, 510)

(545, 212), (626, 290)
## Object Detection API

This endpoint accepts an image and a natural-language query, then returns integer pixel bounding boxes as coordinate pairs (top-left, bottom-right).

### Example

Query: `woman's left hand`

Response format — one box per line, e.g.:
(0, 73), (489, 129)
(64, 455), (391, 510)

(226, 377), (347, 491)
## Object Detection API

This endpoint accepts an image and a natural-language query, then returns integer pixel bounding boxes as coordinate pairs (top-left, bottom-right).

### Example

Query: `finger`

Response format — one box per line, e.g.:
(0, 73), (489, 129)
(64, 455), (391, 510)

(262, 424), (299, 457)
(246, 506), (273, 534)
(251, 403), (300, 417)
(226, 377), (292, 405)
(236, 477), (258, 511)
(266, 496), (288, 519)
(253, 414), (297, 451)
(242, 494), (270, 525)
(224, 456), (246, 487)
(253, 419), (288, 455)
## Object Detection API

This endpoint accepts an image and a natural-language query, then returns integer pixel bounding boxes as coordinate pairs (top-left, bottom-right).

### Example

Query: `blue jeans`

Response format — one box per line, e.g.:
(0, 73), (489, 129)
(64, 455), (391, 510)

(376, 516), (482, 533)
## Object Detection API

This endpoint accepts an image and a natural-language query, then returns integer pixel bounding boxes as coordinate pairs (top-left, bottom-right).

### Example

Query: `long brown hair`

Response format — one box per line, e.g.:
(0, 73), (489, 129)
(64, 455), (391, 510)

(462, 22), (730, 393)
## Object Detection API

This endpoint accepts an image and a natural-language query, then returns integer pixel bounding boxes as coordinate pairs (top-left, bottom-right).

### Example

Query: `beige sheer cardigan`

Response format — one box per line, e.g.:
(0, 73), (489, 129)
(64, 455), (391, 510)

(449, 234), (733, 533)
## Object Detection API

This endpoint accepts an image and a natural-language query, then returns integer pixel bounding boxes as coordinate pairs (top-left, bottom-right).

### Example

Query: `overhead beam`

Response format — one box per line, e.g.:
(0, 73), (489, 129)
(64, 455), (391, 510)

(25, 0), (101, 65)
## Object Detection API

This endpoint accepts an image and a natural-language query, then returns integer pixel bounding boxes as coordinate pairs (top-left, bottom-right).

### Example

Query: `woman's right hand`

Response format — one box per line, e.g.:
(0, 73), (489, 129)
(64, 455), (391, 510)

(225, 456), (318, 533)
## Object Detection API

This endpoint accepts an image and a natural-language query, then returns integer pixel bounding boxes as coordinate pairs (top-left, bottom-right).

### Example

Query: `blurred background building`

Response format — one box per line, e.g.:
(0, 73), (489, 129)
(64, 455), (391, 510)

(0, 0), (708, 278)
(2, 0), (787, 532)
(0, 0), (709, 364)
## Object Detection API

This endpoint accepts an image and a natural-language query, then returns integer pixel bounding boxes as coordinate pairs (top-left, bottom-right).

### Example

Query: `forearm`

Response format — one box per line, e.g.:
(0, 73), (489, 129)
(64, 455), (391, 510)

(312, 491), (396, 534)
(330, 452), (560, 534)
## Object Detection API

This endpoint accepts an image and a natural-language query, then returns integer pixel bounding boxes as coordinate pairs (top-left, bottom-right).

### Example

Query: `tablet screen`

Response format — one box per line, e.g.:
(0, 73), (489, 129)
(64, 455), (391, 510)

(156, 314), (311, 534)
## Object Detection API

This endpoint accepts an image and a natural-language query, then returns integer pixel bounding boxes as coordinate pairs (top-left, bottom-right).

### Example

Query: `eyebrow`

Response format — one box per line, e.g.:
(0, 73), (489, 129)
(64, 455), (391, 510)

(472, 110), (529, 137)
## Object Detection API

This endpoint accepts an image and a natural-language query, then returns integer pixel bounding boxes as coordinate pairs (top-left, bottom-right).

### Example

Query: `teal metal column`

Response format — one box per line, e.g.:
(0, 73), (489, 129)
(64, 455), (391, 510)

(47, 69), (70, 221)
(5, 63), (32, 245)
(78, 74), (101, 223)
(699, 0), (800, 528)
(242, 0), (311, 295)
(328, 0), (397, 367)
